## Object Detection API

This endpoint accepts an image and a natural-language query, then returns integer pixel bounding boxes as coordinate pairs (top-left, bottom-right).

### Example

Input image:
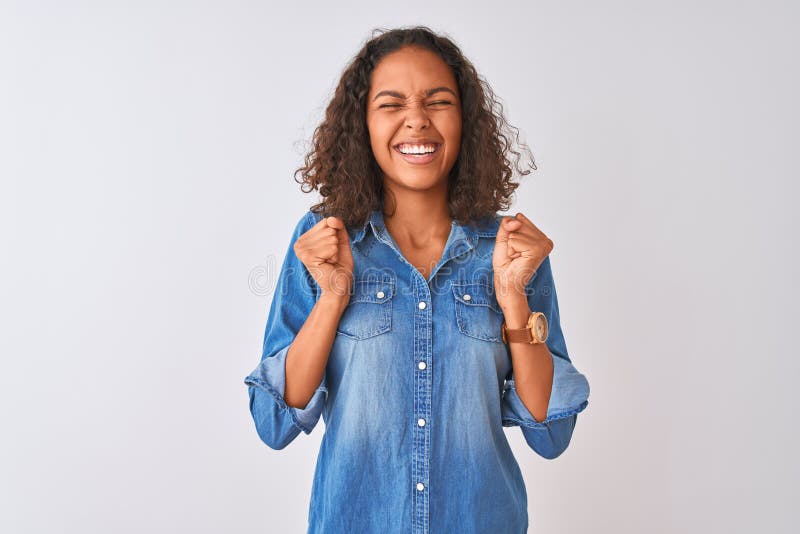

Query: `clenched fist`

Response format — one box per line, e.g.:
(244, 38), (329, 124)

(293, 216), (354, 303)
(493, 212), (554, 308)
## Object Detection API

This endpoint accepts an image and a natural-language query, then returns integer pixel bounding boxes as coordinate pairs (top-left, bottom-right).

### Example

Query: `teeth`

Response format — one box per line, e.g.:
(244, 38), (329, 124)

(397, 143), (438, 155)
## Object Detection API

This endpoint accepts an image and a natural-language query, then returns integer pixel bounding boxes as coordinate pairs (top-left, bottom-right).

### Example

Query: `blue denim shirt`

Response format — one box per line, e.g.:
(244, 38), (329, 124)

(244, 208), (590, 533)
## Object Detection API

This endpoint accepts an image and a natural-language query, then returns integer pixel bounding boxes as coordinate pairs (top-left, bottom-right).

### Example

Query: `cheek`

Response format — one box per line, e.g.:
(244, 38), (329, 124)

(438, 115), (462, 143)
(366, 130), (384, 158)
(451, 117), (463, 141)
(367, 121), (392, 150)
(370, 135), (391, 162)
(450, 126), (462, 148)
(444, 120), (462, 156)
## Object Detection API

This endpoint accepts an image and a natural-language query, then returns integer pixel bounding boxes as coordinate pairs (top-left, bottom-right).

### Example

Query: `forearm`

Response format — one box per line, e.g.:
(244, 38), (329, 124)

(284, 293), (348, 409)
(500, 297), (555, 423)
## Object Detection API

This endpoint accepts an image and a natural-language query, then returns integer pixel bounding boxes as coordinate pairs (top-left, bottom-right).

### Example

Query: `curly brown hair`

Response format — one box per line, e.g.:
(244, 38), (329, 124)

(294, 25), (537, 229)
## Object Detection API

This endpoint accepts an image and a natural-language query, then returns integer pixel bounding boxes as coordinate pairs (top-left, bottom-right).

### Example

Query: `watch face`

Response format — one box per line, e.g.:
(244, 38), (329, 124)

(534, 315), (548, 342)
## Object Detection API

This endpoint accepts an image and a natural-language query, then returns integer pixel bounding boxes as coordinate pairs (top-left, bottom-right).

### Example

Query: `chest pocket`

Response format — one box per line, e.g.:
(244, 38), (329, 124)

(452, 280), (505, 343)
(335, 277), (394, 340)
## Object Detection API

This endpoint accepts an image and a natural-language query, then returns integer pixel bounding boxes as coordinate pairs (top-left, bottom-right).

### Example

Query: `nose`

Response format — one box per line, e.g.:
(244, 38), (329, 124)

(404, 101), (430, 129)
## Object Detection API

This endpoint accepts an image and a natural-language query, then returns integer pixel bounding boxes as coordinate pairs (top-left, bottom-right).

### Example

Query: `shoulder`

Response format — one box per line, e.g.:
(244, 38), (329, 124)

(302, 209), (326, 228)
(288, 209), (325, 239)
(464, 212), (504, 239)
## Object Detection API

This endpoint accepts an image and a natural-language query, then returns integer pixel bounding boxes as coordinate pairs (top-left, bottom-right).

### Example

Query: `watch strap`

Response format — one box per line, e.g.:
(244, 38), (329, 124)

(503, 324), (535, 344)
(501, 312), (547, 345)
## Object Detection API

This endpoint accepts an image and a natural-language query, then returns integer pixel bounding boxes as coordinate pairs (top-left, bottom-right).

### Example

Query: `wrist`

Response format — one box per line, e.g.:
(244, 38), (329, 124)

(318, 291), (350, 314)
(499, 297), (531, 329)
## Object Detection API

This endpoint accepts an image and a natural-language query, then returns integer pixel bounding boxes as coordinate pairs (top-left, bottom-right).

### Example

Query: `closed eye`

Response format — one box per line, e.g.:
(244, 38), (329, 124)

(378, 101), (453, 109)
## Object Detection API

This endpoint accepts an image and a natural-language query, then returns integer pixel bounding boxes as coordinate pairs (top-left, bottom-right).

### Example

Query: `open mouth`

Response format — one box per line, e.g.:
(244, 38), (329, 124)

(392, 143), (442, 164)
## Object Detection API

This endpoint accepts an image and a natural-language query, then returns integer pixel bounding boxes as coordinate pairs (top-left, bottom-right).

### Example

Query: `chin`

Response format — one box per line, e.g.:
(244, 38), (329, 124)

(389, 173), (446, 191)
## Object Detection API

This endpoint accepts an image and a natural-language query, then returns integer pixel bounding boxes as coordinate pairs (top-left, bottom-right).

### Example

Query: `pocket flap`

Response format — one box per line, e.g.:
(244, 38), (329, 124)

(451, 281), (500, 312)
(351, 277), (395, 303)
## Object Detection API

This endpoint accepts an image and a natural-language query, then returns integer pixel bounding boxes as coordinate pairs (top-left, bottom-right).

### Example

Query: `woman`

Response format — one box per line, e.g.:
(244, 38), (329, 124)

(244, 26), (590, 533)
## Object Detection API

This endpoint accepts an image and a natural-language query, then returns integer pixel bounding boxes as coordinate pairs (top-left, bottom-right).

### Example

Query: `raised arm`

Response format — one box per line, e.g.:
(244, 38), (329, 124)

(243, 211), (353, 450)
(492, 214), (590, 460)
(500, 255), (590, 459)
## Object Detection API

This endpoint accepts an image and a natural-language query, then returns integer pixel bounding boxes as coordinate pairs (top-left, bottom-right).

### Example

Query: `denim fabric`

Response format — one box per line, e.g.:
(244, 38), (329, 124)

(244, 209), (590, 534)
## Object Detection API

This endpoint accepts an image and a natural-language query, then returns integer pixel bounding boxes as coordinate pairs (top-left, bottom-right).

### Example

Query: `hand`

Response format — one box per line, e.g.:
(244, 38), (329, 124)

(493, 212), (553, 309)
(293, 216), (354, 304)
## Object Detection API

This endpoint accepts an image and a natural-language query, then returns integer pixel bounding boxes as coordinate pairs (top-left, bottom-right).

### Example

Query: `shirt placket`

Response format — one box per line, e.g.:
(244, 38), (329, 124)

(413, 277), (432, 534)
(370, 214), (476, 534)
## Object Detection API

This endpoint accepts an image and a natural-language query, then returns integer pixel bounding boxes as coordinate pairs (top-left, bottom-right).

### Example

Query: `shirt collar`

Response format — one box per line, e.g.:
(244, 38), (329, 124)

(350, 209), (501, 245)
(349, 211), (377, 244)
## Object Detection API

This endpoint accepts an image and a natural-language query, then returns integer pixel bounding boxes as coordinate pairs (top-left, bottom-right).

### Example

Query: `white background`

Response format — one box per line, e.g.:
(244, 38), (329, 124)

(2, 1), (797, 532)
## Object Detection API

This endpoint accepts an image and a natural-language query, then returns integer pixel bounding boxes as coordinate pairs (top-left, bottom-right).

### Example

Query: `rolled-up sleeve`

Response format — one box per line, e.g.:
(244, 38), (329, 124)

(501, 255), (590, 459)
(243, 210), (328, 450)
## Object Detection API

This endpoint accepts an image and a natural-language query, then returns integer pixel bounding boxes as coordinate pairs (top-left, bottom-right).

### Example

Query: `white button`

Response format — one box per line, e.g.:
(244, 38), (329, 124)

(416, 482), (425, 491)
(376, 291), (385, 299)
(418, 301), (426, 309)
(418, 418), (426, 427)
(418, 361), (426, 370)
(463, 294), (471, 301)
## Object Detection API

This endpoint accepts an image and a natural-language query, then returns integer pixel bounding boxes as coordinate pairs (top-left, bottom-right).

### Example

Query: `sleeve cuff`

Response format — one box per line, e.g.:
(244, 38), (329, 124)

(243, 344), (328, 434)
(502, 352), (590, 429)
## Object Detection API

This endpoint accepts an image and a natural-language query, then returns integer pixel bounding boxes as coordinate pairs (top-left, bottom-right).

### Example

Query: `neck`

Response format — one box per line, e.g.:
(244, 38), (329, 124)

(382, 184), (451, 247)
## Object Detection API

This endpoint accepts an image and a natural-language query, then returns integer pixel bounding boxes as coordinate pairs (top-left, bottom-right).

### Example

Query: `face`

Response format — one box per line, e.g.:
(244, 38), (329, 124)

(366, 46), (462, 195)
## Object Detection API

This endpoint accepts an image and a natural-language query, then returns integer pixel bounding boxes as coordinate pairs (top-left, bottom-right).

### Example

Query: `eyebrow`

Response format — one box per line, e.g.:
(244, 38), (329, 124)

(372, 86), (458, 101)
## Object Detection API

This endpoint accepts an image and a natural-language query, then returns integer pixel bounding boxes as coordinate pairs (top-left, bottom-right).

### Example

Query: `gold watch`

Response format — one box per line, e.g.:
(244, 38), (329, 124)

(501, 312), (549, 344)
